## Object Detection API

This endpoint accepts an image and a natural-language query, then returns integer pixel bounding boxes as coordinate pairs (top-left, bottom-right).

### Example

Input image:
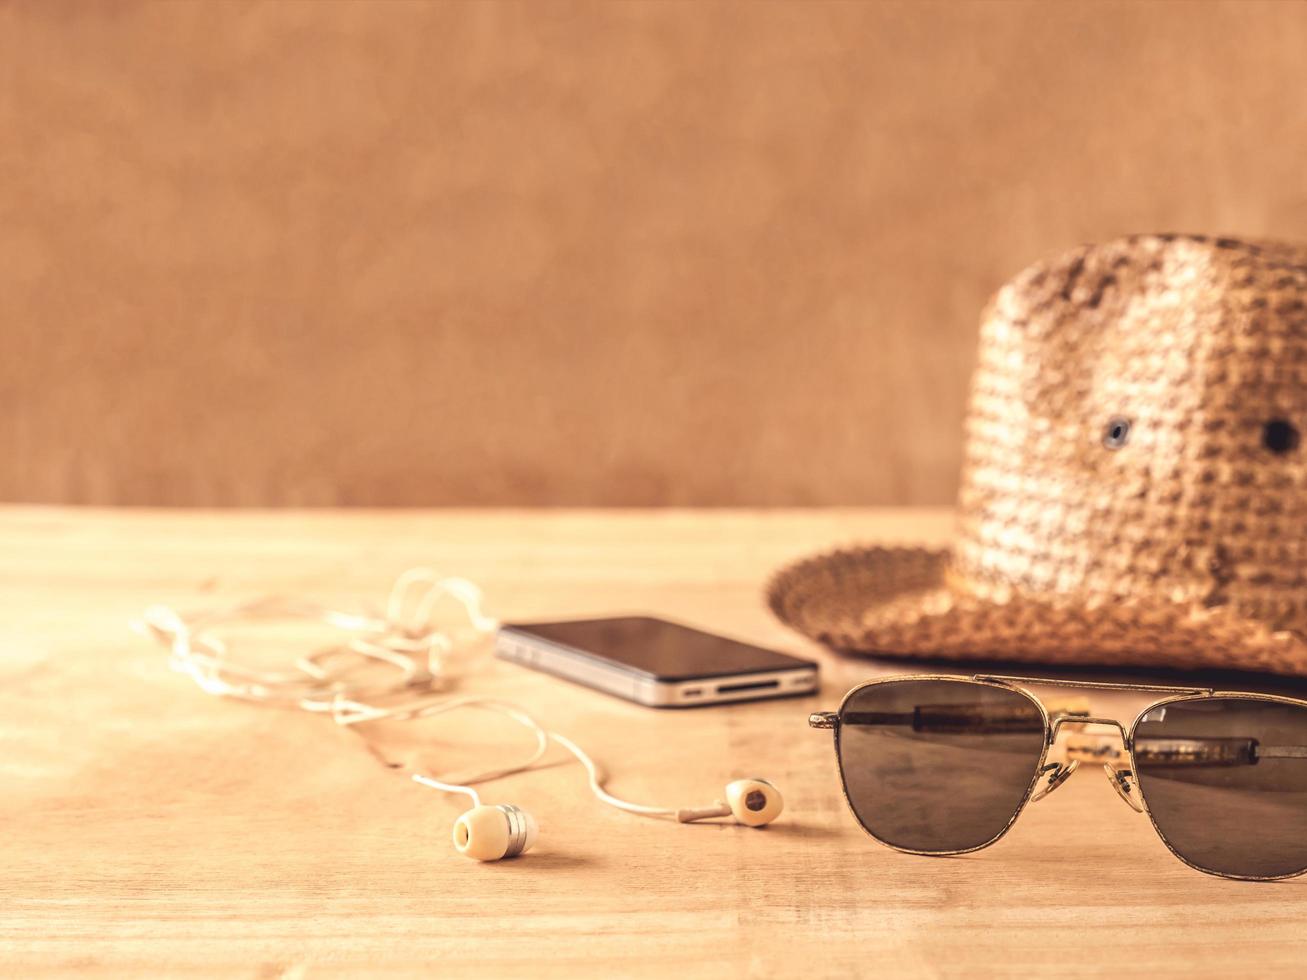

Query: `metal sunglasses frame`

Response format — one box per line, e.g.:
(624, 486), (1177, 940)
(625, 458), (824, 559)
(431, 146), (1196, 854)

(808, 673), (1307, 882)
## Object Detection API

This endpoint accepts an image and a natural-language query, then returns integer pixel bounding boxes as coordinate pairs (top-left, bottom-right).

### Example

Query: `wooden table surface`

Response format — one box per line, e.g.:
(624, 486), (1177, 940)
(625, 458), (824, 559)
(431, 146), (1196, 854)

(5, 507), (1307, 979)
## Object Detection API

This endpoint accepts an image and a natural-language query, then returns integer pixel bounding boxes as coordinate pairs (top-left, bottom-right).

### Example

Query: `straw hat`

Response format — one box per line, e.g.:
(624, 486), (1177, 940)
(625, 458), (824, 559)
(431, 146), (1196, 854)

(769, 234), (1307, 675)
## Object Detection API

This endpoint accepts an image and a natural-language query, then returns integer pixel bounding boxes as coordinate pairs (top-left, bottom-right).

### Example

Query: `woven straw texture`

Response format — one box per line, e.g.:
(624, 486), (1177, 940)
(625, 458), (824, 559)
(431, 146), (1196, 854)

(769, 234), (1307, 675)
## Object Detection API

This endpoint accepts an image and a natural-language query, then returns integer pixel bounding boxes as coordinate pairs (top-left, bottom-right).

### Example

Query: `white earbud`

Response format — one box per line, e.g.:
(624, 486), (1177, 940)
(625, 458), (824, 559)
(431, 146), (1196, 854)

(548, 733), (784, 830)
(413, 724), (782, 860)
(675, 778), (784, 827)
(452, 803), (539, 861)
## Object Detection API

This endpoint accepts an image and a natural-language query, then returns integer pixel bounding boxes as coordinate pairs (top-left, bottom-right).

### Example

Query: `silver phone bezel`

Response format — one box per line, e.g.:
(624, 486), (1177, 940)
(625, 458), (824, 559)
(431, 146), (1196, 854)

(494, 626), (819, 708)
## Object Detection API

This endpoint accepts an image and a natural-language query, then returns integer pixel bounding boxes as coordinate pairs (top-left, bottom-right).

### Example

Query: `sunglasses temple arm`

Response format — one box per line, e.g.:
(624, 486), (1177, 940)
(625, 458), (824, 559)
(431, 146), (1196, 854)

(1251, 745), (1307, 760)
(1070, 737), (1307, 767)
(812, 707), (1307, 767)
(836, 697), (1090, 735)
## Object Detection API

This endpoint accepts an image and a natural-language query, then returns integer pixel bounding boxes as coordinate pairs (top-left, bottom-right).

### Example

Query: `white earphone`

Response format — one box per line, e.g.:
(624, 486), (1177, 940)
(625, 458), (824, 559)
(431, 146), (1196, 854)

(451, 804), (539, 861)
(420, 729), (783, 861)
(441, 777), (783, 862)
(138, 570), (785, 862)
(387, 702), (783, 861)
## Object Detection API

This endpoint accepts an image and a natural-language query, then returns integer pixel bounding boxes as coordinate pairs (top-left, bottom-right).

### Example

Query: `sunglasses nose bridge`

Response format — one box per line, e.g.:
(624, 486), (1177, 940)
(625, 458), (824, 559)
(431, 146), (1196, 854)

(1041, 716), (1145, 812)
(1102, 763), (1146, 813)
(1030, 758), (1080, 802)
(1049, 715), (1129, 743)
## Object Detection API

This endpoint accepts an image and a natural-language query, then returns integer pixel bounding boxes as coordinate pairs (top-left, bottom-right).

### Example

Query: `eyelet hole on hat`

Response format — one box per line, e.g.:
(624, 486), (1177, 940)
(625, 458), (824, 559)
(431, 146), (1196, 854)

(1263, 418), (1300, 455)
(1102, 416), (1131, 450)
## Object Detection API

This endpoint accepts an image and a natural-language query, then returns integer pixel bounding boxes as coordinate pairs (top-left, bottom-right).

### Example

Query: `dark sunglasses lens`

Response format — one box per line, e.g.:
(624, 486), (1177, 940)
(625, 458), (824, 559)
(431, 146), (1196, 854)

(1133, 697), (1307, 878)
(837, 680), (1046, 853)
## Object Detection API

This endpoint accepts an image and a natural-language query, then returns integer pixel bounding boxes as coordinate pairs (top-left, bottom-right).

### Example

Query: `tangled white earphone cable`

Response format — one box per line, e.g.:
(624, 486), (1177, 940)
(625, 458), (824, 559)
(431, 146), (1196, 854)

(136, 570), (784, 860)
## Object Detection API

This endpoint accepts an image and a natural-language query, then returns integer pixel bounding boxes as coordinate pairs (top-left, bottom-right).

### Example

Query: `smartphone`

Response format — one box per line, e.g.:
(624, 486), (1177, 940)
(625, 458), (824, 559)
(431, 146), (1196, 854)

(495, 616), (819, 708)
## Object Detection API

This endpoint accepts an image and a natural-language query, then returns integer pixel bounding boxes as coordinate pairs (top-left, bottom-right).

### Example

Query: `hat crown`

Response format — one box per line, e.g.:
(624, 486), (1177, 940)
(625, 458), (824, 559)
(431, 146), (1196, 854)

(952, 235), (1307, 631)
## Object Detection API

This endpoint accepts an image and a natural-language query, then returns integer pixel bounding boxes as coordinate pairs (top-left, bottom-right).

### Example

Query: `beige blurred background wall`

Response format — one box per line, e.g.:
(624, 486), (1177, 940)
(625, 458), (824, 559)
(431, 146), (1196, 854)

(2, 0), (1305, 507)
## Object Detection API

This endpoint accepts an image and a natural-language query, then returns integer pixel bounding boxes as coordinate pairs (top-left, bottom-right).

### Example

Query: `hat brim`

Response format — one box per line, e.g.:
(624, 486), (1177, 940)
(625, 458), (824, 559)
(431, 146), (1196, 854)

(767, 546), (1307, 676)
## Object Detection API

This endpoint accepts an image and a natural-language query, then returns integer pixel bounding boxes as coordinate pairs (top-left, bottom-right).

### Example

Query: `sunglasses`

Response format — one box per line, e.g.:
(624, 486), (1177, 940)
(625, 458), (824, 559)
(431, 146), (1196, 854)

(809, 674), (1307, 881)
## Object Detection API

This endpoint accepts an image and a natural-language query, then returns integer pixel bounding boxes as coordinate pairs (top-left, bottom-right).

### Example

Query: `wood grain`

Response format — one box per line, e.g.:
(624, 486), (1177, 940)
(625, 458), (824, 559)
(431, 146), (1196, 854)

(6, 2), (1307, 507)
(4, 507), (1307, 978)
